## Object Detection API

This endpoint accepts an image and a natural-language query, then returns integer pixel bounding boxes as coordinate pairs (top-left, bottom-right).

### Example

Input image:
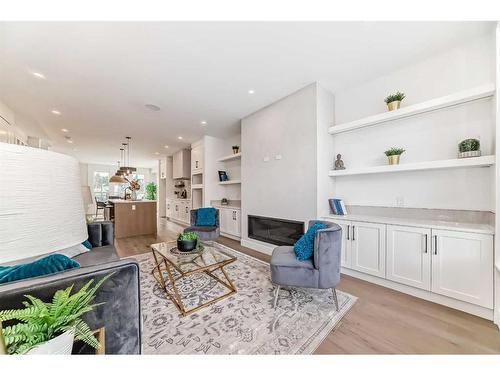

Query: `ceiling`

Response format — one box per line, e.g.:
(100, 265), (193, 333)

(0, 22), (494, 168)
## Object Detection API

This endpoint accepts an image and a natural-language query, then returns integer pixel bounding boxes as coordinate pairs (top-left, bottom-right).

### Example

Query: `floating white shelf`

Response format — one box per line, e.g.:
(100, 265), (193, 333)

(328, 155), (495, 177)
(219, 180), (241, 185)
(328, 84), (495, 135)
(218, 153), (242, 162)
(191, 184), (204, 189)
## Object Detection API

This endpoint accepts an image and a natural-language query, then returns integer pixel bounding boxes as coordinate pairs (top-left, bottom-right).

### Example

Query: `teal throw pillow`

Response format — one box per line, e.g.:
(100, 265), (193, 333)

(293, 223), (327, 261)
(195, 207), (217, 226)
(0, 254), (80, 284)
(82, 240), (93, 249)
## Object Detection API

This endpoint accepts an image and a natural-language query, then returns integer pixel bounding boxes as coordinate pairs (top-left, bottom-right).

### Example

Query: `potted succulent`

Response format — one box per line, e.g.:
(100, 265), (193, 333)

(232, 145), (240, 154)
(0, 274), (111, 355)
(177, 232), (198, 252)
(384, 91), (406, 111)
(458, 138), (481, 158)
(384, 147), (406, 165)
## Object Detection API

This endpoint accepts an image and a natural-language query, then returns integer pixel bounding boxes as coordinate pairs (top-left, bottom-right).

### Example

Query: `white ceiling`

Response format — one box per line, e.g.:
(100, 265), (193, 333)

(0, 22), (494, 168)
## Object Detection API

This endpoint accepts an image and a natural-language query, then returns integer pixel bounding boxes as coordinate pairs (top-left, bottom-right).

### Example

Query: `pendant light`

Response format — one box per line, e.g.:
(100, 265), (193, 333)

(119, 136), (137, 176)
(109, 149), (127, 183)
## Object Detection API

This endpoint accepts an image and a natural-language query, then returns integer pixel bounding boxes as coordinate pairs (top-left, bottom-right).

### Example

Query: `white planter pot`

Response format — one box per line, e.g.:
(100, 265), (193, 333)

(27, 329), (75, 355)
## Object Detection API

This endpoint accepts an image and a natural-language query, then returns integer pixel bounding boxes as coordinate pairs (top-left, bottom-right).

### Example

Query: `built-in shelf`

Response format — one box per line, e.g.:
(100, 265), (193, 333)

(328, 84), (495, 135)
(191, 184), (204, 189)
(328, 155), (495, 177)
(218, 153), (242, 162)
(219, 180), (241, 185)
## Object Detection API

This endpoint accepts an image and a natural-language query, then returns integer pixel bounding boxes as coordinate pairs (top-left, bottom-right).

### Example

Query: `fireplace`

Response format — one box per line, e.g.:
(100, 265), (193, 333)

(248, 215), (304, 246)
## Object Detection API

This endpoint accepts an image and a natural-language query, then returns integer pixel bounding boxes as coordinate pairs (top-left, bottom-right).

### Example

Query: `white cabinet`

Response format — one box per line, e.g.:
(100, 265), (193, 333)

(219, 208), (241, 237)
(331, 219), (351, 268)
(386, 225), (431, 291)
(431, 229), (493, 308)
(172, 149), (191, 179)
(180, 201), (191, 224)
(191, 144), (204, 174)
(159, 158), (167, 179)
(166, 199), (173, 218)
(350, 222), (386, 278)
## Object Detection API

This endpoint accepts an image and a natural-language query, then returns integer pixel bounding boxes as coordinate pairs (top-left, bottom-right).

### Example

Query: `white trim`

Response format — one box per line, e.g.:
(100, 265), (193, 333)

(328, 155), (495, 177)
(328, 84), (495, 135)
(341, 267), (493, 320)
(240, 238), (275, 255)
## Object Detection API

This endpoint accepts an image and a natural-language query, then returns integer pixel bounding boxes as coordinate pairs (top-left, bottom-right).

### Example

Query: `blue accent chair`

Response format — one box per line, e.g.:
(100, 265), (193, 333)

(184, 208), (220, 241)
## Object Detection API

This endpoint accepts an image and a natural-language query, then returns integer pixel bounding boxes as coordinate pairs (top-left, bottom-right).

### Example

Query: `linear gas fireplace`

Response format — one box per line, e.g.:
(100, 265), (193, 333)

(248, 215), (304, 246)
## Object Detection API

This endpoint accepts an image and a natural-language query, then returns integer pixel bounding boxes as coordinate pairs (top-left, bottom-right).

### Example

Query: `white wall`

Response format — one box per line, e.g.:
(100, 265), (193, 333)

(241, 83), (321, 241)
(331, 33), (496, 211)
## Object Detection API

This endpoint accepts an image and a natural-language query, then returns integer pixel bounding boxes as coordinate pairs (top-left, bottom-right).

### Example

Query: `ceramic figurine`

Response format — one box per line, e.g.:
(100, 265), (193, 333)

(334, 154), (345, 170)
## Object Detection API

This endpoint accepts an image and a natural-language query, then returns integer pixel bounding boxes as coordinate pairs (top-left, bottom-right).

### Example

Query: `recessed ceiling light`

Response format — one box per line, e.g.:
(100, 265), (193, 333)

(67, 139), (73, 144)
(51, 110), (61, 115)
(154, 152), (160, 155)
(32, 71), (46, 79)
(61, 128), (69, 132)
(145, 104), (161, 111)
(164, 145), (169, 149)
(200, 121), (207, 125)
(248, 89), (255, 94)
(178, 136), (183, 140)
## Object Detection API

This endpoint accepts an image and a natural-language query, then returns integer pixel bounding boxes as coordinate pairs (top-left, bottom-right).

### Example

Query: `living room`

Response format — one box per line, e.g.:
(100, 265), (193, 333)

(1, 1), (500, 372)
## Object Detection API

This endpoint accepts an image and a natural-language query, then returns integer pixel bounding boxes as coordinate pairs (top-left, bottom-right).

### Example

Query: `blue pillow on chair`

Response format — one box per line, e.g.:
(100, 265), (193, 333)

(294, 223), (327, 261)
(82, 240), (93, 249)
(0, 254), (80, 284)
(195, 207), (217, 226)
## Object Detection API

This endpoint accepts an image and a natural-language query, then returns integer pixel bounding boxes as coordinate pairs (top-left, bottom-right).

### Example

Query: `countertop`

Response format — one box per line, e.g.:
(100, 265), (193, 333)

(109, 199), (157, 204)
(212, 203), (241, 210)
(322, 214), (494, 235)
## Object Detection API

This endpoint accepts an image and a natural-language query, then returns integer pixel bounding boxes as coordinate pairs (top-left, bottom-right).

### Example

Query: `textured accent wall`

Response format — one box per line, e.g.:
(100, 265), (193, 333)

(0, 143), (87, 264)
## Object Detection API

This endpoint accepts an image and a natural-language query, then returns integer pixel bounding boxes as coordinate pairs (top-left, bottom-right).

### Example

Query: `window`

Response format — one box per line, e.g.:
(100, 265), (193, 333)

(93, 172), (110, 202)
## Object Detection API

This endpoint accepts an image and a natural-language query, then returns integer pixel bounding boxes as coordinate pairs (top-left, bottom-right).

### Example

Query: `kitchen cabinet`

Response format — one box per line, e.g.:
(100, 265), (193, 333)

(219, 207), (241, 237)
(172, 149), (191, 179)
(166, 199), (173, 218)
(191, 144), (204, 174)
(350, 222), (386, 278)
(386, 225), (431, 290)
(431, 229), (493, 308)
(159, 158), (167, 179)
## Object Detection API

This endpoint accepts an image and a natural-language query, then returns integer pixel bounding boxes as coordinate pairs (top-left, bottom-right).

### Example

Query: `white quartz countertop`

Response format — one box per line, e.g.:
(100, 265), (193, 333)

(109, 199), (157, 204)
(212, 203), (241, 210)
(322, 214), (494, 235)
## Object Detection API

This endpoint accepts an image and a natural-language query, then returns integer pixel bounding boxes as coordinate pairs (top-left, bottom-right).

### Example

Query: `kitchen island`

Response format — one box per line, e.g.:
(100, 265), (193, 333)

(108, 199), (157, 239)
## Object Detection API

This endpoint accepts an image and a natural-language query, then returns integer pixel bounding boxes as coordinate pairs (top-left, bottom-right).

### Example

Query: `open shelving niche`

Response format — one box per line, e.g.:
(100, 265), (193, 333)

(328, 84), (496, 177)
(191, 172), (203, 209)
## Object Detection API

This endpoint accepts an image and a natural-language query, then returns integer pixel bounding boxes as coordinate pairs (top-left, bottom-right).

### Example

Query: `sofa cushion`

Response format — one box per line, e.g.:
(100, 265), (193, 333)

(73, 245), (119, 267)
(271, 246), (314, 269)
(0, 254), (80, 284)
(195, 207), (216, 226)
(293, 223), (327, 261)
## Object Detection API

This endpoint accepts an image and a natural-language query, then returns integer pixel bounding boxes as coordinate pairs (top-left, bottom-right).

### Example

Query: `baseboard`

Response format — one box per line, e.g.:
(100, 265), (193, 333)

(240, 238), (275, 255)
(341, 267), (494, 321)
(220, 232), (241, 241)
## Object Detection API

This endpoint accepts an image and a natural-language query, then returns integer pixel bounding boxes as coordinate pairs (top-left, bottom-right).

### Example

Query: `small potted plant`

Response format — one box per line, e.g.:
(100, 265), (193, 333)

(384, 91), (406, 111)
(384, 147), (406, 165)
(177, 232), (198, 252)
(458, 138), (481, 158)
(232, 145), (240, 154)
(0, 274), (111, 355)
(145, 182), (157, 200)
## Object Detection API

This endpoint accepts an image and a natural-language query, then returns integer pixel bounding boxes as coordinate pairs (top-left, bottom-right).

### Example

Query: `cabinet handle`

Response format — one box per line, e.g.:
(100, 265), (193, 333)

(434, 235), (438, 255)
(347, 225), (350, 240)
(352, 226), (355, 241)
(424, 234), (428, 253)
(196, 161), (198, 168)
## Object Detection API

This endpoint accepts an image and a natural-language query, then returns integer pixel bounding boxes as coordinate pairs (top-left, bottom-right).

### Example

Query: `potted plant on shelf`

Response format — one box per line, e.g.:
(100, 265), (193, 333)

(232, 145), (240, 154)
(384, 147), (406, 165)
(458, 138), (481, 158)
(177, 232), (199, 252)
(384, 91), (406, 111)
(0, 274), (111, 355)
(145, 182), (157, 200)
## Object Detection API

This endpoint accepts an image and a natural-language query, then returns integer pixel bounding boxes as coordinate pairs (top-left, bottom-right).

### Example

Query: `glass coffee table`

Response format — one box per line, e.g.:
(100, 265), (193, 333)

(150, 241), (237, 316)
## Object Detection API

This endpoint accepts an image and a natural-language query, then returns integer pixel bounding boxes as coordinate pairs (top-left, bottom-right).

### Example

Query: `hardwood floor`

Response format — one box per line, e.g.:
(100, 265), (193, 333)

(116, 219), (500, 354)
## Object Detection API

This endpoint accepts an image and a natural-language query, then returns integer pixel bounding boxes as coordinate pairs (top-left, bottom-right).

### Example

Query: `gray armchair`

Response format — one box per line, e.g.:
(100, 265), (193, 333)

(184, 208), (220, 241)
(270, 220), (342, 310)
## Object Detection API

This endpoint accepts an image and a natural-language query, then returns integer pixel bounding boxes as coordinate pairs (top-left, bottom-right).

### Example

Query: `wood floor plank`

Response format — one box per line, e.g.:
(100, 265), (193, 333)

(115, 219), (500, 354)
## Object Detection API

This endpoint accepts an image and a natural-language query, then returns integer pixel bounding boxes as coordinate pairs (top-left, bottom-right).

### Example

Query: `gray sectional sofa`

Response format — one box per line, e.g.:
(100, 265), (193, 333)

(0, 221), (142, 354)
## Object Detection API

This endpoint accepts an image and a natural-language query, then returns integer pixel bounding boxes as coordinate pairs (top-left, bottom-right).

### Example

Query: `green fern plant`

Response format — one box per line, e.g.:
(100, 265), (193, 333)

(0, 274), (112, 354)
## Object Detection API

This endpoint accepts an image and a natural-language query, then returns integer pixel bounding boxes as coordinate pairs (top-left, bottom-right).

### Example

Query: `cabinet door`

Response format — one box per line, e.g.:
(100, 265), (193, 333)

(431, 229), (493, 308)
(172, 153), (180, 179)
(219, 208), (231, 234)
(173, 203), (179, 220)
(351, 221), (386, 278)
(166, 200), (172, 218)
(191, 146), (203, 173)
(183, 203), (191, 223)
(232, 210), (241, 236)
(386, 225), (431, 290)
(327, 219), (351, 268)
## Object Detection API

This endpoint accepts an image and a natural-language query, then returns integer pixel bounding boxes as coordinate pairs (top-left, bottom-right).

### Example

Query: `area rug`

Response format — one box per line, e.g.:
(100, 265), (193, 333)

(137, 242), (357, 354)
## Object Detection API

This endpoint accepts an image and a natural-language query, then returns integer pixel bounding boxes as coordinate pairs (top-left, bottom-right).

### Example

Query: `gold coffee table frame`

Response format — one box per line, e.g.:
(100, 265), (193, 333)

(150, 241), (237, 317)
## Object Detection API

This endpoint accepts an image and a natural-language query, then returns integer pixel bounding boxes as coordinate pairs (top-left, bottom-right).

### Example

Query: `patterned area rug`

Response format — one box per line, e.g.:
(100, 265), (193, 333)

(138, 242), (357, 354)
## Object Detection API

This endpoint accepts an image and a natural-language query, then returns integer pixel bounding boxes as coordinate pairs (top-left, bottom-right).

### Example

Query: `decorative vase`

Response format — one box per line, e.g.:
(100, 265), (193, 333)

(458, 150), (481, 158)
(387, 155), (400, 165)
(177, 239), (197, 252)
(387, 101), (401, 111)
(27, 329), (75, 355)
